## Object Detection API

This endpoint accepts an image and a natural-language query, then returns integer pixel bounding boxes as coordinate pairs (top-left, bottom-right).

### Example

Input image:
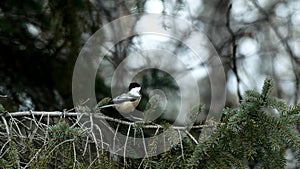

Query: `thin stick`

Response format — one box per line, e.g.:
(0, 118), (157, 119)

(113, 123), (120, 153)
(73, 141), (77, 168)
(226, 4), (242, 102)
(124, 124), (132, 164)
(1, 116), (10, 136)
(4, 111), (217, 130)
(23, 144), (46, 168)
(184, 130), (199, 145)
(94, 124), (104, 154)
(140, 128), (148, 158)
(177, 129), (185, 160)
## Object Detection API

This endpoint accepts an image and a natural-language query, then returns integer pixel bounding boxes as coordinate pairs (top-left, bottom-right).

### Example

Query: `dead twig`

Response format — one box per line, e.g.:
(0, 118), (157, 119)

(226, 4), (242, 102)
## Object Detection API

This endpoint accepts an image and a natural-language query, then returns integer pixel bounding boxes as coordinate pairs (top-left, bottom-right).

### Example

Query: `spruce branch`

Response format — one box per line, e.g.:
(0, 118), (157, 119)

(189, 78), (300, 169)
(2, 111), (215, 130)
(261, 77), (274, 104)
(1, 78), (299, 168)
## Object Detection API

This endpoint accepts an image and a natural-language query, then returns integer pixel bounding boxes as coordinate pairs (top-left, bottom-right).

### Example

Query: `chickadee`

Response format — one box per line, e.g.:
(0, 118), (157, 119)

(99, 82), (141, 113)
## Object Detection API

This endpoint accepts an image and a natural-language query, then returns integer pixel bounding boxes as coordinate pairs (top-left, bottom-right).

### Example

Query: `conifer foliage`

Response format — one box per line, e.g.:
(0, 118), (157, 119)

(0, 78), (299, 168)
(188, 77), (300, 168)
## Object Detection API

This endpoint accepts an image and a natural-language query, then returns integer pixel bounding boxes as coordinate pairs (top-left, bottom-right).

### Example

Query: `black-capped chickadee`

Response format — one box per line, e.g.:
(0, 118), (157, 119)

(99, 82), (141, 113)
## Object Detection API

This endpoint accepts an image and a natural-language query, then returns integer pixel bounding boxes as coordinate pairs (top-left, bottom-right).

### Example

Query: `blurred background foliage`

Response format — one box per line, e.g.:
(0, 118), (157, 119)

(0, 0), (85, 110)
(0, 0), (300, 117)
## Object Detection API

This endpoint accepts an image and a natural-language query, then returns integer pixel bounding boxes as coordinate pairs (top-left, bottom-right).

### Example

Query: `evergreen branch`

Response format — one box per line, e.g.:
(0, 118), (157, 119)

(188, 124), (227, 168)
(256, 112), (299, 147)
(256, 136), (286, 168)
(1, 78), (299, 168)
(3, 111), (216, 130)
(261, 77), (274, 103)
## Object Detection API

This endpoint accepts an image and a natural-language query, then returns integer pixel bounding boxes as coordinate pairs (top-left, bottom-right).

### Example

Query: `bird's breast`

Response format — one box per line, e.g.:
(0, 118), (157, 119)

(115, 99), (140, 113)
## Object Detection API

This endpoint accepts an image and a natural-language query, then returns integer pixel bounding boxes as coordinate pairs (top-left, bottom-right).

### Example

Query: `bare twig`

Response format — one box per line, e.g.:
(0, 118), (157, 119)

(113, 123), (120, 153)
(4, 111), (79, 117)
(73, 141), (77, 168)
(177, 129), (185, 160)
(94, 124), (104, 154)
(0, 140), (10, 157)
(124, 124), (132, 166)
(7, 113), (23, 138)
(184, 130), (199, 145)
(47, 139), (75, 158)
(1, 116), (10, 136)
(23, 144), (46, 168)
(140, 128), (148, 158)
(3, 111), (217, 130)
(138, 157), (146, 169)
(88, 114), (101, 165)
(226, 4), (242, 102)
(87, 158), (98, 169)
(82, 135), (90, 157)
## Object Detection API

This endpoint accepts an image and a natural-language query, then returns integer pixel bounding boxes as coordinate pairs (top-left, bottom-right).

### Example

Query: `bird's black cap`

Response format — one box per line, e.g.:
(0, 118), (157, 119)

(128, 82), (141, 91)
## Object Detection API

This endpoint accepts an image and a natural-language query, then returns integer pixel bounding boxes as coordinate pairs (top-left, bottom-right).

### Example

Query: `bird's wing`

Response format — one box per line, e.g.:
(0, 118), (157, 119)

(99, 104), (115, 109)
(99, 93), (140, 110)
(112, 95), (138, 104)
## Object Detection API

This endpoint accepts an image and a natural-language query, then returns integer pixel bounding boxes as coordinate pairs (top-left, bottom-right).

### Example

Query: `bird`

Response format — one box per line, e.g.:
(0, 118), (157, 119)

(99, 82), (141, 113)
